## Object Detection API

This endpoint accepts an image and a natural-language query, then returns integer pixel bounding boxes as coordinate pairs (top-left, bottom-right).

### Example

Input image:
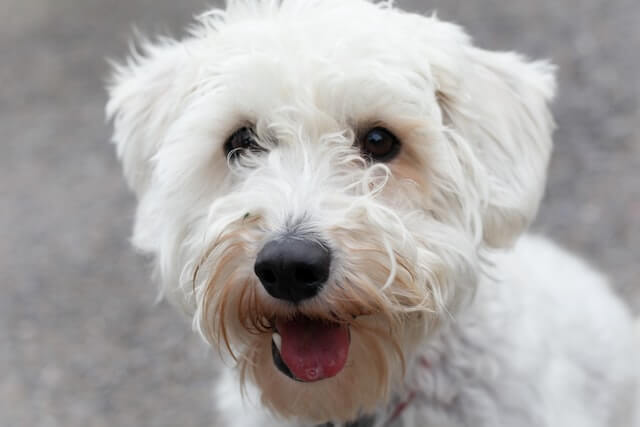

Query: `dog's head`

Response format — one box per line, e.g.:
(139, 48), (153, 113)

(107, 0), (554, 422)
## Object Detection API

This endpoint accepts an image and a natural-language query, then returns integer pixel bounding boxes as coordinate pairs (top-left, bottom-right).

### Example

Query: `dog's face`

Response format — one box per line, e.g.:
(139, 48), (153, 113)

(108, 0), (555, 422)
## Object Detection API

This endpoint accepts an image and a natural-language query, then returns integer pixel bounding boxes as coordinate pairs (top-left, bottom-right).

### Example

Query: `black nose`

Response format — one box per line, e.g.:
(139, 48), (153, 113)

(254, 236), (331, 303)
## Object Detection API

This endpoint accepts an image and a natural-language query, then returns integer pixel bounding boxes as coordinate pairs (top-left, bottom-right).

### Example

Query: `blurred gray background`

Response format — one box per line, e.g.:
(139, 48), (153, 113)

(1, 0), (638, 426)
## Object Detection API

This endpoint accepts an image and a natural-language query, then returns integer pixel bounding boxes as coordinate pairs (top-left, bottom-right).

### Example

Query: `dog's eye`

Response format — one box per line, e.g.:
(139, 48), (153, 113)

(224, 127), (261, 159)
(360, 127), (401, 162)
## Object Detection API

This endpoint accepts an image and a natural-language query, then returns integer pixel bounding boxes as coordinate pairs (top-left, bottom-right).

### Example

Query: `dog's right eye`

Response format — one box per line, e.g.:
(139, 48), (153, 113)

(224, 127), (261, 159)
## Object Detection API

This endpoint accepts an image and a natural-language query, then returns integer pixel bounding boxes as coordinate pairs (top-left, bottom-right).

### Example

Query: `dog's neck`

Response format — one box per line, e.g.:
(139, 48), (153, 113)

(317, 387), (417, 427)
(317, 415), (376, 427)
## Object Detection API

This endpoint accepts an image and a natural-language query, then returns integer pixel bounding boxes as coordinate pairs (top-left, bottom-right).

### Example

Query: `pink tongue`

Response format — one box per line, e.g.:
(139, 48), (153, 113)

(276, 317), (350, 382)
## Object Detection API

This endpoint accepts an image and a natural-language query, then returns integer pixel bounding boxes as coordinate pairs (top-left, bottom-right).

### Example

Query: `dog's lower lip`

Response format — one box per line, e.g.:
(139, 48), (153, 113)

(271, 338), (302, 382)
(271, 337), (301, 382)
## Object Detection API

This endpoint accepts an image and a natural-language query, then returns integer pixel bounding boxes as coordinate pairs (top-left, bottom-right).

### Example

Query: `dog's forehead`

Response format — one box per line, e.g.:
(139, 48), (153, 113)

(215, 12), (428, 72)
(188, 5), (441, 122)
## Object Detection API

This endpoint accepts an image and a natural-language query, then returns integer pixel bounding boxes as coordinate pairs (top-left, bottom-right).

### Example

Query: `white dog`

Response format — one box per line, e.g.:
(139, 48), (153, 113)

(107, 1), (639, 425)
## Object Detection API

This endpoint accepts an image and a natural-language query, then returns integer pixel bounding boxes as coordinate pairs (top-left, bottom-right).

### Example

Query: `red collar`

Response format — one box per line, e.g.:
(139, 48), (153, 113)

(384, 390), (417, 426)
(383, 355), (430, 425)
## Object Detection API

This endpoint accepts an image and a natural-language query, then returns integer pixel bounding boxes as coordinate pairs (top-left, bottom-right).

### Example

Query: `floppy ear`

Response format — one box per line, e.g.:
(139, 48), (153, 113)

(435, 45), (556, 247)
(106, 39), (197, 195)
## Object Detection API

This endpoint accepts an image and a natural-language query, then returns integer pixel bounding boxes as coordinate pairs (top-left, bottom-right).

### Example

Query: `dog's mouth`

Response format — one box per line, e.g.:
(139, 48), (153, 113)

(271, 316), (350, 382)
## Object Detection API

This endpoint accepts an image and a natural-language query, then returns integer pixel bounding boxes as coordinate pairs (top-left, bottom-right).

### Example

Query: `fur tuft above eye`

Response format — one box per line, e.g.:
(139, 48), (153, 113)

(224, 127), (263, 159)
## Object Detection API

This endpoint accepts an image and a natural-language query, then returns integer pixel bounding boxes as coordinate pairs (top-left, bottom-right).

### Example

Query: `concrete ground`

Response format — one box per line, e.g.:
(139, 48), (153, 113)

(1, 0), (638, 426)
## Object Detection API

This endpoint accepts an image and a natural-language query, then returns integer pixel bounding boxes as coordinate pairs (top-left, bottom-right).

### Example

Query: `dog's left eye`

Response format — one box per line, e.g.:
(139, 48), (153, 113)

(360, 127), (401, 162)
(224, 127), (262, 159)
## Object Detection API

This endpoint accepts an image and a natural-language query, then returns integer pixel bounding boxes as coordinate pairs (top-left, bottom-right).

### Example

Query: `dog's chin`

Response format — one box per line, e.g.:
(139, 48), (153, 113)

(270, 315), (351, 383)
(246, 312), (426, 423)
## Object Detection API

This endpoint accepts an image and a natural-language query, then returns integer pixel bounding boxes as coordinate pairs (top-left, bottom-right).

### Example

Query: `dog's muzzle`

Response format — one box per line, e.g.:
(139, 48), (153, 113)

(255, 236), (350, 382)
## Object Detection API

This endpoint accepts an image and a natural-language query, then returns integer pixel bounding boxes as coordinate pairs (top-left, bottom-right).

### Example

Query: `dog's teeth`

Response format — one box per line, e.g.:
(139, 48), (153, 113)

(272, 333), (282, 352)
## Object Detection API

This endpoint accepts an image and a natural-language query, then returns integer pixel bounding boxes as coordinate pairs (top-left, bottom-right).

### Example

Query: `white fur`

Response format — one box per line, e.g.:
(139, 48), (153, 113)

(107, 0), (639, 425)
